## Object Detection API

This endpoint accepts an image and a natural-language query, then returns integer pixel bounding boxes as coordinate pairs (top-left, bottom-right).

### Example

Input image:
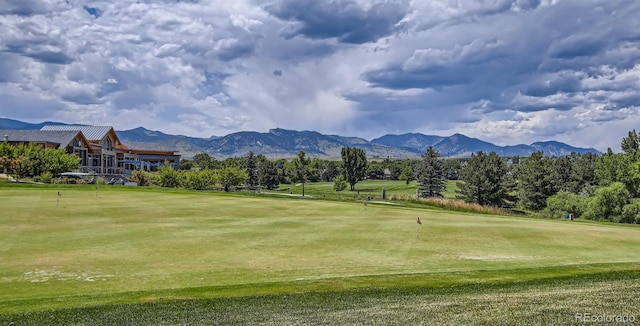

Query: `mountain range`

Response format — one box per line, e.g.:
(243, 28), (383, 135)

(0, 118), (601, 159)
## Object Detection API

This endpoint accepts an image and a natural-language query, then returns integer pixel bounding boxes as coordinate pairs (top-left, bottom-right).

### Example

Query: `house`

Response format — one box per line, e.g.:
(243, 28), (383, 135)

(0, 129), (94, 166)
(40, 125), (180, 175)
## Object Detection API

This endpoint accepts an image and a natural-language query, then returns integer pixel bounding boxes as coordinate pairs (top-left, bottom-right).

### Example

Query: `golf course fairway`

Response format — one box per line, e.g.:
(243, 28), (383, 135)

(1, 183), (639, 324)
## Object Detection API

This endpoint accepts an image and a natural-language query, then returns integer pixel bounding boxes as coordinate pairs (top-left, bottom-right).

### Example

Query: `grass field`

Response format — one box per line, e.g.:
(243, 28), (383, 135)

(270, 179), (459, 200)
(1, 181), (640, 324)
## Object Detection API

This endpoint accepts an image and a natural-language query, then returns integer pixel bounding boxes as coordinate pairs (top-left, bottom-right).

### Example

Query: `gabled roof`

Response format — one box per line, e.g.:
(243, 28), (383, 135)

(1, 130), (78, 146)
(41, 125), (113, 141)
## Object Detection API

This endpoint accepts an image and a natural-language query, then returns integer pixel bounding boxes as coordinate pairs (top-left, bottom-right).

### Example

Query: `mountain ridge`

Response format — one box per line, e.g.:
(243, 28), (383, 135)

(0, 117), (601, 159)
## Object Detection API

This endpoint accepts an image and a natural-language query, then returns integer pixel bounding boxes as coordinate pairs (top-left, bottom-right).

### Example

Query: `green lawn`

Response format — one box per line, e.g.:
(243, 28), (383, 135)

(271, 179), (459, 200)
(1, 181), (639, 323)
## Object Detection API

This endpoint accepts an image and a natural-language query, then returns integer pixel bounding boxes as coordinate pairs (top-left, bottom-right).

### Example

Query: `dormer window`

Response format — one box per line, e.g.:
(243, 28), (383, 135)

(103, 138), (113, 150)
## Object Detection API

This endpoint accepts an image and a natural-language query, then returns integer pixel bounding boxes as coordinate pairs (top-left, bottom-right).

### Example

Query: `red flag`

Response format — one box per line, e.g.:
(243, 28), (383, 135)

(417, 217), (422, 225)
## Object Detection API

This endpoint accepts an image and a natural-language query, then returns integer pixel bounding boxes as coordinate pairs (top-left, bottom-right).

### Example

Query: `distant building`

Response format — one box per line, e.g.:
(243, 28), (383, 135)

(1, 130), (94, 166)
(1, 125), (180, 176)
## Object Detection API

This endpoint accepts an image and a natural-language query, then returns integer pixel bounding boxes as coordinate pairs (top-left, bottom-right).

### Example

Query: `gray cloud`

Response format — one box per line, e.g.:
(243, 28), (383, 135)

(0, 0), (49, 16)
(266, 0), (410, 44)
(1, 0), (640, 151)
(24, 51), (73, 65)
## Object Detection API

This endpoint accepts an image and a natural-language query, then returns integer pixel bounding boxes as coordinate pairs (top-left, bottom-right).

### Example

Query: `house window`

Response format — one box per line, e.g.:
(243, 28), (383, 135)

(103, 138), (113, 150)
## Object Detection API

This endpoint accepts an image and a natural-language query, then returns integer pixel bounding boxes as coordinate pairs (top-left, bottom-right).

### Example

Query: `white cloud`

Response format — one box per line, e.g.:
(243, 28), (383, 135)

(0, 0), (639, 151)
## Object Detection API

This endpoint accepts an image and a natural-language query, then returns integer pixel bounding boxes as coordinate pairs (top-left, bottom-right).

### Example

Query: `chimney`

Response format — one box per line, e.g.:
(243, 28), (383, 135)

(3, 135), (7, 142)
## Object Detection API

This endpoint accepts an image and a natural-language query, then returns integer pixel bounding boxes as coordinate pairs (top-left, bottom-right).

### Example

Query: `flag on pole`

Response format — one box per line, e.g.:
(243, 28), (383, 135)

(417, 217), (422, 225)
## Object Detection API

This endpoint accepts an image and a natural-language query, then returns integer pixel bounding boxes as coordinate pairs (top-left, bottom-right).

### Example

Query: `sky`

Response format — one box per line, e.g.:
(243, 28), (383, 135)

(0, 0), (639, 151)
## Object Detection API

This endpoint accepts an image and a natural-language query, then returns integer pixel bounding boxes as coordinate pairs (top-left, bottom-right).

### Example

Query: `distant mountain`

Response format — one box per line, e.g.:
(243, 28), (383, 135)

(0, 117), (601, 158)
(0, 118), (68, 130)
(530, 141), (597, 157)
(371, 133), (445, 151)
(204, 128), (420, 158)
(370, 132), (600, 157)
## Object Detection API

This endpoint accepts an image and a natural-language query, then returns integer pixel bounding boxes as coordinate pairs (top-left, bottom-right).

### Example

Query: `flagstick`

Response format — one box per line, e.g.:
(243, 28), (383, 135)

(416, 226), (419, 240)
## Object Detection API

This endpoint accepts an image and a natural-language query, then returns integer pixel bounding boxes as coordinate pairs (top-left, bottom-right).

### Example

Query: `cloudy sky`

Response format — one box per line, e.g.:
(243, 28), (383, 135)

(1, 0), (639, 151)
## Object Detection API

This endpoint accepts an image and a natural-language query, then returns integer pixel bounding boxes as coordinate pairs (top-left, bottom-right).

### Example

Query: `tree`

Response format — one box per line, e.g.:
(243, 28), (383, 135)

(516, 151), (557, 210)
(156, 160), (183, 188)
(457, 151), (509, 207)
(217, 166), (248, 192)
(184, 169), (216, 190)
(596, 150), (637, 196)
(570, 152), (597, 193)
(192, 152), (217, 170)
(333, 175), (347, 199)
(366, 161), (385, 180)
(583, 182), (629, 221)
(291, 151), (310, 196)
(544, 191), (589, 219)
(257, 156), (280, 190)
(341, 147), (367, 191)
(621, 129), (640, 161)
(322, 160), (340, 182)
(399, 165), (416, 185)
(245, 151), (258, 187)
(417, 147), (445, 197)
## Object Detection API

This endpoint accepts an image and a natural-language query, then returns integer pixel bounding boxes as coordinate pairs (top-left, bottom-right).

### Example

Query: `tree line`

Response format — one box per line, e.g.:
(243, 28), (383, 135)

(0, 141), (80, 181)
(5, 131), (640, 224)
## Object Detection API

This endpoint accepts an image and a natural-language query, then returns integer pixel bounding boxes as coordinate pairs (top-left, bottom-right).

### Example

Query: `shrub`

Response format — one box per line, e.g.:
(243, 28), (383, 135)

(38, 172), (54, 184)
(130, 170), (153, 186)
(583, 182), (629, 221)
(621, 200), (640, 224)
(156, 162), (183, 188)
(388, 194), (512, 216)
(184, 170), (216, 190)
(544, 191), (589, 219)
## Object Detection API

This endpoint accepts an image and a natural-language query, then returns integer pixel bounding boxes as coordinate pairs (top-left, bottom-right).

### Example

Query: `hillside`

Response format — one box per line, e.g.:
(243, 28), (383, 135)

(0, 118), (601, 158)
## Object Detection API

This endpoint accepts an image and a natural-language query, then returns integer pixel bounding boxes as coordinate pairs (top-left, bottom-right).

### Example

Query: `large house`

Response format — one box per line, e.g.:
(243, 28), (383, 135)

(1, 125), (180, 176)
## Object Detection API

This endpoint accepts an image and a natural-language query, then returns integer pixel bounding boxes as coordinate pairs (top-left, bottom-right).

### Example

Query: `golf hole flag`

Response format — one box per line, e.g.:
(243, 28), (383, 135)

(417, 217), (422, 225)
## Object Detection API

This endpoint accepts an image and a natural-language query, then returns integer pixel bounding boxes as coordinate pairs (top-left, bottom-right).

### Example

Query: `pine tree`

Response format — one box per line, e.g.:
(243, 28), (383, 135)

(457, 151), (508, 206)
(516, 151), (557, 210)
(417, 146), (446, 198)
(245, 151), (258, 187)
(257, 155), (279, 190)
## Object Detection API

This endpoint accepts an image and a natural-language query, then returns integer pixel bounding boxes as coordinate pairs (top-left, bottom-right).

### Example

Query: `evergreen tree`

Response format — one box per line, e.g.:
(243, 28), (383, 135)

(457, 151), (508, 206)
(417, 147), (445, 197)
(516, 151), (557, 210)
(621, 129), (640, 161)
(257, 156), (279, 190)
(245, 151), (258, 187)
(341, 147), (367, 191)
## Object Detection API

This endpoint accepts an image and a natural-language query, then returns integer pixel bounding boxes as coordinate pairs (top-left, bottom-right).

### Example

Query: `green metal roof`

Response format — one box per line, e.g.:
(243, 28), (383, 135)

(40, 125), (113, 141)
(0, 130), (82, 148)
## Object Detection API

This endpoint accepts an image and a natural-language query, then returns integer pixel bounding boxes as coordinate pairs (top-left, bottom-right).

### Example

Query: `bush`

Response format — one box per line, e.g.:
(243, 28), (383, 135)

(544, 191), (589, 219)
(130, 170), (153, 186)
(184, 170), (216, 190)
(621, 200), (640, 224)
(583, 182), (629, 221)
(38, 172), (54, 184)
(156, 163), (183, 188)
